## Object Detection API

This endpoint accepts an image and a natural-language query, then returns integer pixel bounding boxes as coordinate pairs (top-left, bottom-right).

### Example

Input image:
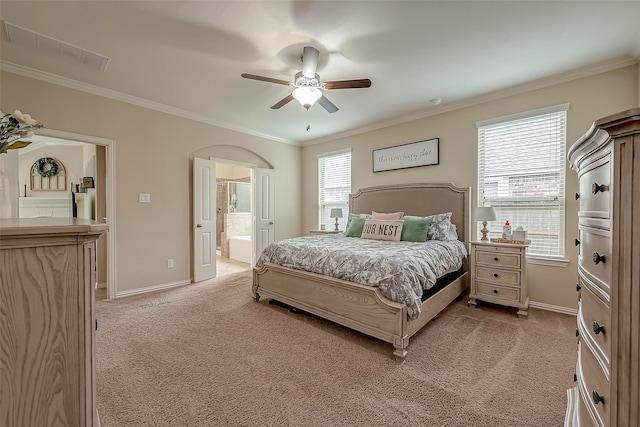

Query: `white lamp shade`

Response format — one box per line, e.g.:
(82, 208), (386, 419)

(330, 208), (343, 218)
(292, 86), (322, 108)
(475, 206), (496, 222)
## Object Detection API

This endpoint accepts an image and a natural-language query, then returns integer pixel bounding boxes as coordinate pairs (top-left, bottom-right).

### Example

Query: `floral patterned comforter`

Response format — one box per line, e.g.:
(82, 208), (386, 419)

(255, 234), (468, 320)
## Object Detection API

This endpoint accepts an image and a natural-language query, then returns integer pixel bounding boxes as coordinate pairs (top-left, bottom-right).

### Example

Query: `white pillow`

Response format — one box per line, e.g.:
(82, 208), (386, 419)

(360, 219), (404, 241)
(371, 211), (404, 220)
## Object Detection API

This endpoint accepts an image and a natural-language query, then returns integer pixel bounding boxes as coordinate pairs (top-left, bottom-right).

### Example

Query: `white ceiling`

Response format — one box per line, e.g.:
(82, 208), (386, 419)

(1, 1), (639, 146)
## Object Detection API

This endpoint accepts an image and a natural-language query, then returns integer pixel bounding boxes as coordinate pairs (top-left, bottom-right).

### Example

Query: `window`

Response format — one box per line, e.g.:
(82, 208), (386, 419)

(318, 150), (351, 231)
(477, 104), (568, 257)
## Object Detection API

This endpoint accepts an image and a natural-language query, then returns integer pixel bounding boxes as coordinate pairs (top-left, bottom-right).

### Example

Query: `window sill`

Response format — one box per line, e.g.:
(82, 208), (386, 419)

(527, 256), (571, 268)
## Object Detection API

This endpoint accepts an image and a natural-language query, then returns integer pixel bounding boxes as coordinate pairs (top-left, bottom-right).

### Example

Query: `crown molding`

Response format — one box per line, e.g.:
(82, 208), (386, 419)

(303, 56), (638, 146)
(0, 60), (299, 146)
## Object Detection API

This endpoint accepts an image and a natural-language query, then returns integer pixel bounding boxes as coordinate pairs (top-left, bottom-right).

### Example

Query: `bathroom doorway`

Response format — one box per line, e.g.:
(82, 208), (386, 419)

(215, 163), (252, 276)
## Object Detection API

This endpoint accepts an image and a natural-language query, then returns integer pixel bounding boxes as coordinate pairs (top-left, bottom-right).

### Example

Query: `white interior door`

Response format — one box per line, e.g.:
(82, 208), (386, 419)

(254, 168), (275, 262)
(193, 157), (216, 282)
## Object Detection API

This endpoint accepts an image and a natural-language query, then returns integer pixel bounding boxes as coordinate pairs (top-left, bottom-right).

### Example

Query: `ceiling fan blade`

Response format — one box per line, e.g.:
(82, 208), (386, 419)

(241, 73), (290, 86)
(301, 46), (319, 79)
(324, 79), (372, 90)
(271, 94), (294, 109)
(317, 95), (338, 113)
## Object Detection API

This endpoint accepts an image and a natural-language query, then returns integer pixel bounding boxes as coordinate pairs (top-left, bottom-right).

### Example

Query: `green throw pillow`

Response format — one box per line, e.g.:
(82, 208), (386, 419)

(345, 216), (367, 237)
(400, 216), (431, 242)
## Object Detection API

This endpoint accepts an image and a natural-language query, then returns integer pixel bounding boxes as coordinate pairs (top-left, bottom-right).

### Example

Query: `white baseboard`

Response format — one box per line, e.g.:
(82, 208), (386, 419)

(97, 282), (107, 289)
(115, 279), (192, 298)
(529, 300), (577, 316)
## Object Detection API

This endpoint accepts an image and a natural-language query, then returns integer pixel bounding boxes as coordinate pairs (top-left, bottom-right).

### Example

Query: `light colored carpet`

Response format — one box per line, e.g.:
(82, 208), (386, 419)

(96, 271), (576, 426)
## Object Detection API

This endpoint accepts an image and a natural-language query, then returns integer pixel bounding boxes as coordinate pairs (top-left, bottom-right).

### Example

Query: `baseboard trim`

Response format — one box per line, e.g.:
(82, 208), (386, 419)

(115, 279), (192, 298)
(97, 282), (107, 289)
(529, 300), (577, 316)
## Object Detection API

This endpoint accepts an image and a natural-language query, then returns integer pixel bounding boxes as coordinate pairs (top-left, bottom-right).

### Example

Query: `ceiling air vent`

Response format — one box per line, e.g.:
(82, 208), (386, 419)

(4, 21), (109, 71)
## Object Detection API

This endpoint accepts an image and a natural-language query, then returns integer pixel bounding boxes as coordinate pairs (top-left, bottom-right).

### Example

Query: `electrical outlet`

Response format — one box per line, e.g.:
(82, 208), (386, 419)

(139, 193), (151, 203)
(167, 259), (174, 268)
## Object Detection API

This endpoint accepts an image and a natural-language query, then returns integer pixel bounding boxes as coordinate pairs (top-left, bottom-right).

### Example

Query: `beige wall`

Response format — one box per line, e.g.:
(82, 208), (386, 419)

(302, 64), (639, 310)
(1, 71), (301, 294)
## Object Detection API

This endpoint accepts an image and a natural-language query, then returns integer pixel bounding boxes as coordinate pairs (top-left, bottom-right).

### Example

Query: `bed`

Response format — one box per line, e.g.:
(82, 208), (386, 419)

(252, 182), (471, 361)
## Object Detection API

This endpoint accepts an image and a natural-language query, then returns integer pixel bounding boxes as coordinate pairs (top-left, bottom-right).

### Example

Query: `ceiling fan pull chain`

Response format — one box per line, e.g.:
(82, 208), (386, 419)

(306, 109), (311, 131)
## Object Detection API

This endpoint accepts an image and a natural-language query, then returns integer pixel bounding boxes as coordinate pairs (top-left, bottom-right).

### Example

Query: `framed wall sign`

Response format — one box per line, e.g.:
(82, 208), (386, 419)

(372, 138), (439, 172)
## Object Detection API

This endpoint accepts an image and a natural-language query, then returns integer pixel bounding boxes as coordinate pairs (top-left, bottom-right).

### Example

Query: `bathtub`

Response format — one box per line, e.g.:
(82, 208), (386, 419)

(229, 235), (252, 264)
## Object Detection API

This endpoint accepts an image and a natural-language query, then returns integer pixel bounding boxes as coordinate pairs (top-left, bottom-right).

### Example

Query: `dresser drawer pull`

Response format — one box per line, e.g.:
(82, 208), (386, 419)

(576, 283), (581, 292)
(592, 252), (606, 265)
(575, 238), (580, 246)
(575, 192), (580, 200)
(592, 321), (605, 335)
(494, 257), (499, 261)
(493, 273), (499, 278)
(591, 182), (607, 195)
(592, 390), (605, 405)
(493, 289), (498, 294)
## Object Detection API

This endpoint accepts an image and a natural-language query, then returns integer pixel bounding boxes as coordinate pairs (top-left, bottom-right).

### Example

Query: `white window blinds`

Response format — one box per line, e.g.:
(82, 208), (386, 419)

(318, 150), (351, 231)
(477, 104), (568, 257)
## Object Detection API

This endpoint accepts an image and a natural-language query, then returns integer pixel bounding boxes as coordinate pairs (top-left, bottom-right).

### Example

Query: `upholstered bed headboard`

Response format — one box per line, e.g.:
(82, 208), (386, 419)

(349, 183), (472, 244)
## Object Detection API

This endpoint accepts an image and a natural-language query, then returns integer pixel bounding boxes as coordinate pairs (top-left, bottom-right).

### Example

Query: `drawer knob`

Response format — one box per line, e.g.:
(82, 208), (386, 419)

(575, 328), (579, 337)
(592, 390), (605, 405)
(593, 321), (605, 335)
(575, 192), (580, 200)
(494, 257), (499, 261)
(591, 182), (606, 195)
(493, 273), (499, 278)
(576, 283), (581, 292)
(575, 238), (580, 246)
(592, 252), (606, 265)
(493, 289), (498, 294)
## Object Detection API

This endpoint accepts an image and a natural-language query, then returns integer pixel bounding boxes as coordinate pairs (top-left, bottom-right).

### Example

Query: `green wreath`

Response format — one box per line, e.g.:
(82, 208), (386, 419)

(35, 157), (58, 178)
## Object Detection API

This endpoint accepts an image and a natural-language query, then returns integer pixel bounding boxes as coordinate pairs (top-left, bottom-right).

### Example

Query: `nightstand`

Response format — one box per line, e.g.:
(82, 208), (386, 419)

(309, 229), (341, 235)
(468, 241), (529, 318)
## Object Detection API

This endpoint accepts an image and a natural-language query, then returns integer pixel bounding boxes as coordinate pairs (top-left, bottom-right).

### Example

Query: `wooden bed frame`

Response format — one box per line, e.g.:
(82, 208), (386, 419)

(252, 183), (471, 361)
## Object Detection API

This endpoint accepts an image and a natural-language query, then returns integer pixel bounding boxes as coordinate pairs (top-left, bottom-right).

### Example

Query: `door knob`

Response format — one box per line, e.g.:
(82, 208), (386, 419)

(196, 224), (203, 228)
(269, 221), (274, 225)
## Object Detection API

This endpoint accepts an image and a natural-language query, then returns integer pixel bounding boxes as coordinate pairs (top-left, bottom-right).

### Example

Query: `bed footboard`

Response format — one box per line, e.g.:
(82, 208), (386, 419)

(253, 263), (468, 361)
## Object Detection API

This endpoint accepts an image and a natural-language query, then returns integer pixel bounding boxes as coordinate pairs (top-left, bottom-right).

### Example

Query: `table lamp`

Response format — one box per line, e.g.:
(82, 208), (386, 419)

(330, 208), (343, 231)
(475, 206), (496, 241)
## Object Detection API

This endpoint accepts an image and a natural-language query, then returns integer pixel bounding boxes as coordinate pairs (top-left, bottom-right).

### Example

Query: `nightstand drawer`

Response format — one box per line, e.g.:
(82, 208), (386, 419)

(475, 250), (521, 269)
(475, 266), (520, 286)
(476, 282), (519, 302)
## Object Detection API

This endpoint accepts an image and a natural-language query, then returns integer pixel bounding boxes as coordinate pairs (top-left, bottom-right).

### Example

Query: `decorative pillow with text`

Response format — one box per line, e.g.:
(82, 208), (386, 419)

(360, 219), (404, 241)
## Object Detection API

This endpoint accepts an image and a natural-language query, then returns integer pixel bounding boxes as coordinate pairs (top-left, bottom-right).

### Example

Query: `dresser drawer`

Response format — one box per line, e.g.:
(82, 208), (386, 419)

(577, 388), (599, 427)
(475, 250), (521, 269)
(475, 266), (520, 286)
(475, 282), (519, 302)
(578, 151), (612, 222)
(578, 225), (611, 298)
(578, 284), (611, 367)
(578, 342), (610, 427)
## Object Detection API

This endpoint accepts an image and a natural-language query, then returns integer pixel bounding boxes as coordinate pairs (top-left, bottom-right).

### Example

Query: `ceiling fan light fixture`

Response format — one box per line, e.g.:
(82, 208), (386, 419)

(292, 86), (322, 109)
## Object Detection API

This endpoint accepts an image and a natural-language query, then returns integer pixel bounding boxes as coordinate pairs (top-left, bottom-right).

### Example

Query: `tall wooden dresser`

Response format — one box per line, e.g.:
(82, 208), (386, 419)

(565, 109), (640, 427)
(0, 218), (107, 427)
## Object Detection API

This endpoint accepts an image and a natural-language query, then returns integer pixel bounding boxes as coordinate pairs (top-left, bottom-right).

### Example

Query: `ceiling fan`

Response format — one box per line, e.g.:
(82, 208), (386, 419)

(241, 46), (371, 113)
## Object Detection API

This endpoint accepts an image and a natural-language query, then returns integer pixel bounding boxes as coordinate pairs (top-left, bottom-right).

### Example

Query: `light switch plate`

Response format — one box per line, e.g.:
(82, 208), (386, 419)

(139, 193), (150, 203)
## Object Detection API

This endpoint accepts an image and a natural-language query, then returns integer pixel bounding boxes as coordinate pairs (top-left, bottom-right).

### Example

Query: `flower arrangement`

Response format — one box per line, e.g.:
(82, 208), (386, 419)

(0, 110), (45, 154)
